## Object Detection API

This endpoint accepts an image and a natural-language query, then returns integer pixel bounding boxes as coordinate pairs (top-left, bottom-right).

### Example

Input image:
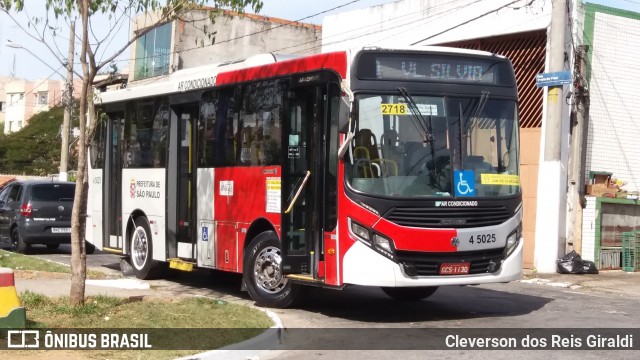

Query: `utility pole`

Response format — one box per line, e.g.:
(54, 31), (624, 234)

(566, 45), (589, 255)
(534, 0), (567, 273)
(60, 20), (75, 182)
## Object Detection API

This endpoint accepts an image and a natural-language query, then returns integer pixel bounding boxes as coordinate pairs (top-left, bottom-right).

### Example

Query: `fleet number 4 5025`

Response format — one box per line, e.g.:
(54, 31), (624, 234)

(469, 233), (496, 244)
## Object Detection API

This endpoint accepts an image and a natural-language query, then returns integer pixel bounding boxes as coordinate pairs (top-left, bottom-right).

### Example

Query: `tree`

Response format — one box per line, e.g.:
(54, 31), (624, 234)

(0, 105), (79, 175)
(1, 0), (263, 306)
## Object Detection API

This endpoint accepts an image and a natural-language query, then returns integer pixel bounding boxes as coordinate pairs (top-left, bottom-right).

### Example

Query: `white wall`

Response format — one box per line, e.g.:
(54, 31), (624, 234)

(322, 0), (551, 51)
(585, 9), (640, 192)
(4, 81), (27, 134)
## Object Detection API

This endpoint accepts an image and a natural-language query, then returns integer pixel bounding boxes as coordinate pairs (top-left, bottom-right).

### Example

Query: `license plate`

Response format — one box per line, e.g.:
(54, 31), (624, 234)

(439, 262), (470, 275)
(51, 227), (71, 233)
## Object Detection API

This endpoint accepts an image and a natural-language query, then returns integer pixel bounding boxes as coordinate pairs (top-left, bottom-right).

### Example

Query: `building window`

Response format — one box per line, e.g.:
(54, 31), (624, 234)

(38, 92), (48, 105)
(0, 101), (4, 112)
(134, 22), (171, 80)
(9, 93), (24, 105)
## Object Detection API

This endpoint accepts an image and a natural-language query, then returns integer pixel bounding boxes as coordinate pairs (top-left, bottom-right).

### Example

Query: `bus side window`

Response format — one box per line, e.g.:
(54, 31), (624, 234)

(239, 81), (284, 166)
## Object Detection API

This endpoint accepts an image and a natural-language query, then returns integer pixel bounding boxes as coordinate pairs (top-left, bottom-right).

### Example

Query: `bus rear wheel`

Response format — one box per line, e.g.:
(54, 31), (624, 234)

(129, 216), (165, 280)
(381, 286), (439, 301)
(243, 231), (301, 308)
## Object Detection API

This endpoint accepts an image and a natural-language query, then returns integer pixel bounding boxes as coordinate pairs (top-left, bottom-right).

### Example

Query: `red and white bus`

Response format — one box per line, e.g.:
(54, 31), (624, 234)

(88, 46), (522, 307)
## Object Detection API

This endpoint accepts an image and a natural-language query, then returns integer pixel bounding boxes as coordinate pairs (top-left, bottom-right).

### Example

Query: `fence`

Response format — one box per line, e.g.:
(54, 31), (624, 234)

(622, 231), (640, 272)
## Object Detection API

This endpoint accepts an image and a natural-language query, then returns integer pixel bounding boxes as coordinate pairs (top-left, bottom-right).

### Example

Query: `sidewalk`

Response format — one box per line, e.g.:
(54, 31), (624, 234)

(13, 270), (156, 298)
(521, 268), (640, 297)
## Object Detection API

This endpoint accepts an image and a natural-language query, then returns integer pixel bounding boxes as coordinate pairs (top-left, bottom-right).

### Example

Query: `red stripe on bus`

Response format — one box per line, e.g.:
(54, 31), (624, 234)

(216, 52), (347, 85)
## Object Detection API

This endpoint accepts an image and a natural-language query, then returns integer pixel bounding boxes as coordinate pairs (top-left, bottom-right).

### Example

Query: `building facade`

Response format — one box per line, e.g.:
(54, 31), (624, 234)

(578, 4), (640, 269)
(125, 9), (321, 87)
(2, 78), (64, 134)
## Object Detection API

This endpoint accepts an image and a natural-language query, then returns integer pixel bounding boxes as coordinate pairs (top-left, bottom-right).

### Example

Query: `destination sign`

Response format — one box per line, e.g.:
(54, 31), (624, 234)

(356, 52), (513, 86)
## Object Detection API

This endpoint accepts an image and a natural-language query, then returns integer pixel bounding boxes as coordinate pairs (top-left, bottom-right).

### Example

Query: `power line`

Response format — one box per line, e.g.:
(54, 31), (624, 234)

(410, 0), (533, 45)
(292, 0), (480, 54)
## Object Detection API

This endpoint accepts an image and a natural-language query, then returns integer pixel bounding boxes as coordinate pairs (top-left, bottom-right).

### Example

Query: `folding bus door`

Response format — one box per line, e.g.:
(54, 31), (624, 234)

(281, 83), (327, 277)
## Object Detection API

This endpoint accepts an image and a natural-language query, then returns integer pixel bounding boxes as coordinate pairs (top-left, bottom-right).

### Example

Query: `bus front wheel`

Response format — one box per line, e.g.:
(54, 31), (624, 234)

(129, 216), (165, 280)
(243, 231), (301, 308)
(381, 286), (439, 301)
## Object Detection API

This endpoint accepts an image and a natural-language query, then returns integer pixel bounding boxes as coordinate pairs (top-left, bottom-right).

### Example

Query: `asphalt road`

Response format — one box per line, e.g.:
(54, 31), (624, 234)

(22, 245), (640, 359)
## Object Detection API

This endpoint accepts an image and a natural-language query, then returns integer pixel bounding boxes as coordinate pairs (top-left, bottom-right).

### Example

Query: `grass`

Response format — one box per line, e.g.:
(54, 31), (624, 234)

(0, 249), (106, 278)
(8, 291), (274, 359)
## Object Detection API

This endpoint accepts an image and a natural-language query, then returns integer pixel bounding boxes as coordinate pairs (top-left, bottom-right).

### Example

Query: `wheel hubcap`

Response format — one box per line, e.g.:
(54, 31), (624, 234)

(254, 246), (287, 294)
(132, 226), (148, 269)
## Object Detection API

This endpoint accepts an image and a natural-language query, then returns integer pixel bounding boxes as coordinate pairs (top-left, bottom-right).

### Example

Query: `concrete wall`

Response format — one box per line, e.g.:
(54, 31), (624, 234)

(583, 4), (640, 193)
(520, 128), (541, 269)
(128, 9), (321, 86)
(321, 0), (551, 51)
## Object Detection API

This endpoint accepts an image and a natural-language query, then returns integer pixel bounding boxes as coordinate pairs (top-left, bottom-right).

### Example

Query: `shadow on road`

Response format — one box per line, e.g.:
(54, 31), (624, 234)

(5, 242), (550, 324)
(148, 268), (550, 323)
(299, 284), (551, 323)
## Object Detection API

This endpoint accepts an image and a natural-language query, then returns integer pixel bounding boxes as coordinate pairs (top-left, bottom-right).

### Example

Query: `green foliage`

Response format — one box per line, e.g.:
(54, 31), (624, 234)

(0, 105), (78, 175)
(35, 0), (263, 19)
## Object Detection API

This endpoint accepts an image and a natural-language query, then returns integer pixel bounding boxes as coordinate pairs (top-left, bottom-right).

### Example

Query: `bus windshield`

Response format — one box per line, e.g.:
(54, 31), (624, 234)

(346, 93), (520, 198)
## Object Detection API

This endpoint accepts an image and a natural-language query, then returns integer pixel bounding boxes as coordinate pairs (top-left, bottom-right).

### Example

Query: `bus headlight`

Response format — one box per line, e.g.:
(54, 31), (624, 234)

(506, 222), (522, 257)
(351, 221), (370, 242)
(373, 234), (393, 253)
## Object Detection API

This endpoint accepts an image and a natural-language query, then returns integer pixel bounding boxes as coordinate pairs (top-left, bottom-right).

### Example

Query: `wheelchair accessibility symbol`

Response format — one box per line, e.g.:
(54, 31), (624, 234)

(454, 170), (475, 197)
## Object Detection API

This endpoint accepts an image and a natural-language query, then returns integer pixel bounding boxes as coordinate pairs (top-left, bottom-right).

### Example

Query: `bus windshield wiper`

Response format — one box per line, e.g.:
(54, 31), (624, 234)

(397, 87), (433, 143)
(397, 87), (437, 178)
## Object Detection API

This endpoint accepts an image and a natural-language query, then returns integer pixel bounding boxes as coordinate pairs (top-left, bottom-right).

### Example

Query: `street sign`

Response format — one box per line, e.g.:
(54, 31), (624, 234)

(536, 71), (572, 87)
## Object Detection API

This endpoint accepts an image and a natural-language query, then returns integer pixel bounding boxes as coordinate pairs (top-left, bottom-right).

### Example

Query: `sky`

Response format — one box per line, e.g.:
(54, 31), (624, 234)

(0, 0), (638, 81)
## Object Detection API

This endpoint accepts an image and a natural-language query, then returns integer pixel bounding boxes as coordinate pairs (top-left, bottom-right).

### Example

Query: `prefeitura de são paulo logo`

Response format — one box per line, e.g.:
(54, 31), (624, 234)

(130, 178), (136, 198)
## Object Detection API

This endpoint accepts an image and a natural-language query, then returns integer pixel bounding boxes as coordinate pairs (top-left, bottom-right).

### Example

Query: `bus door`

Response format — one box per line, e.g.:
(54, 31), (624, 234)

(168, 103), (198, 260)
(104, 112), (125, 251)
(281, 82), (327, 277)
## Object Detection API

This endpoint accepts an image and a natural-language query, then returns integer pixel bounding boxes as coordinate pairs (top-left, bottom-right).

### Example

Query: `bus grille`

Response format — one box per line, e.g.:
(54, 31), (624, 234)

(395, 249), (505, 276)
(383, 206), (511, 228)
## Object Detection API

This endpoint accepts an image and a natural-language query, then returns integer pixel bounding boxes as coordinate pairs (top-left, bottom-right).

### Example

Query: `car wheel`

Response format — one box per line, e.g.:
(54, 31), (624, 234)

(85, 241), (96, 255)
(381, 286), (439, 301)
(11, 227), (30, 254)
(129, 216), (165, 279)
(243, 231), (302, 308)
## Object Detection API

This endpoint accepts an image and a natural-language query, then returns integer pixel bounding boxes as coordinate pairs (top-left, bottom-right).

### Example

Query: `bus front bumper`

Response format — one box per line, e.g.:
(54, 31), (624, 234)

(342, 240), (523, 287)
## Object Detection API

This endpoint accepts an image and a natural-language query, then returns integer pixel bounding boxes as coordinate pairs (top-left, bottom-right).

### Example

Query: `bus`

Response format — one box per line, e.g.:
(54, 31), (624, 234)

(88, 46), (522, 308)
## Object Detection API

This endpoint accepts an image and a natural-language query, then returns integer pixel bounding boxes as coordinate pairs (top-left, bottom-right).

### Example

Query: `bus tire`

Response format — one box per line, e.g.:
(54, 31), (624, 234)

(129, 216), (165, 280)
(381, 286), (438, 301)
(243, 231), (301, 308)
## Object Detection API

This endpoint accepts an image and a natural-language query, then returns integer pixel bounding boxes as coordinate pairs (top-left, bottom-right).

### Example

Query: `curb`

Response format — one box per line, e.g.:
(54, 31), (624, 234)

(175, 307), (284, 360)
(0, 267), (26, 328)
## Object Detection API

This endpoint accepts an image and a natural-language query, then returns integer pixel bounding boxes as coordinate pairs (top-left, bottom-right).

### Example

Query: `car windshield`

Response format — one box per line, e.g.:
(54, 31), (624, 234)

(31, 184), (75, 202)
(344, 93), (520, 198)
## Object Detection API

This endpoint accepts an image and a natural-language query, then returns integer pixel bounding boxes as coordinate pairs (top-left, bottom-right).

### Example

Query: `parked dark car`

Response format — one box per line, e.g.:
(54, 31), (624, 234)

(0, 179), (94, 254)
